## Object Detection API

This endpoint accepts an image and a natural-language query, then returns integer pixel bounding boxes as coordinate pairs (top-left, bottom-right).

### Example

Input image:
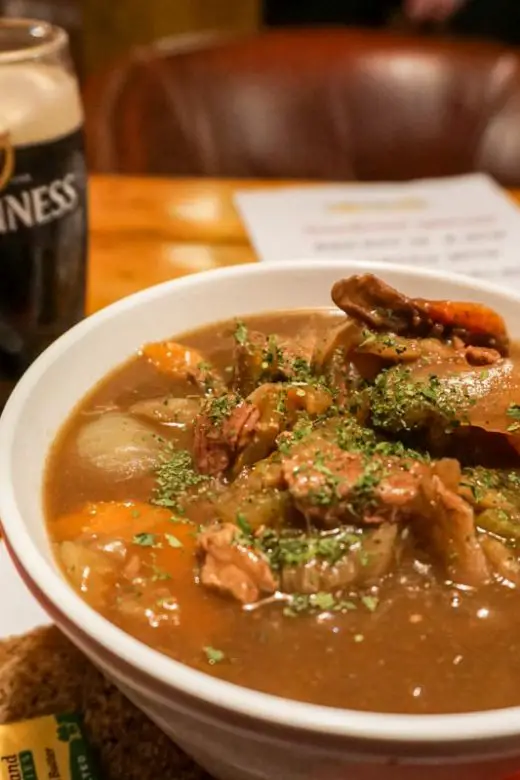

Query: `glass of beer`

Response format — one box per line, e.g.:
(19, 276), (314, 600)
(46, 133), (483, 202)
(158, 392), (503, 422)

(0, 18), (87, 407)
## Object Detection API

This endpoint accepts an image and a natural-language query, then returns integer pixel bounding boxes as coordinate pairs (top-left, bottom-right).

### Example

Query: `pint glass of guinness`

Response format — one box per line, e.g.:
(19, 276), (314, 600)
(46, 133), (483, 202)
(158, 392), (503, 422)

(0, 18), (87, 406)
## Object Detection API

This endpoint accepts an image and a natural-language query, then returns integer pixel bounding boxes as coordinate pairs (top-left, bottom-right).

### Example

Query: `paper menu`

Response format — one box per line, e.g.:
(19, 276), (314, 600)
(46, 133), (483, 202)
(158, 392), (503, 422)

(235, 174), (520, 285)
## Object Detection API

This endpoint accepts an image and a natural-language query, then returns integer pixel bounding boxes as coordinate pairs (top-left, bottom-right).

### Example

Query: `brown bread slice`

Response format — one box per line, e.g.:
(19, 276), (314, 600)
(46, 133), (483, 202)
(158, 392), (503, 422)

(0, 625), (210, 780)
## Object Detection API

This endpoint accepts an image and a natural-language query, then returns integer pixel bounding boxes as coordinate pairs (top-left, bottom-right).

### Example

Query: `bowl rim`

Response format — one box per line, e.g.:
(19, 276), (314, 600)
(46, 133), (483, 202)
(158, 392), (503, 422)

(2, 258), (520, 746)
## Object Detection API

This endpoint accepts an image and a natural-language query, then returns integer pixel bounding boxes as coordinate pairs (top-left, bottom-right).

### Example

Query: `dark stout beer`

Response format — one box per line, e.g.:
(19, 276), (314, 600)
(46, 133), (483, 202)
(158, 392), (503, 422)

(0, 19), (87, 406)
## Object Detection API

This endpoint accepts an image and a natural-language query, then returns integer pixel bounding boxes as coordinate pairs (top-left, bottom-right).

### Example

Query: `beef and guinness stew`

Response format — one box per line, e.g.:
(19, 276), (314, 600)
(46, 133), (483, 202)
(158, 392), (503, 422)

(45, 275), (520, 714)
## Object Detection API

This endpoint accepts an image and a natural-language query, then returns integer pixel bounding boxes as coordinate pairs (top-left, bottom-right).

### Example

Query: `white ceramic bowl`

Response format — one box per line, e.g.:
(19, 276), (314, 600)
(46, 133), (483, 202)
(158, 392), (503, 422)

(2, 260), (520, 780)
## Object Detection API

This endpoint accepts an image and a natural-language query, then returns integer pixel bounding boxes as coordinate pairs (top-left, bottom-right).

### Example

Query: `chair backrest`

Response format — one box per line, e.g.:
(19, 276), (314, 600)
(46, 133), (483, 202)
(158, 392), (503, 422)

(83, 28), (520, 185)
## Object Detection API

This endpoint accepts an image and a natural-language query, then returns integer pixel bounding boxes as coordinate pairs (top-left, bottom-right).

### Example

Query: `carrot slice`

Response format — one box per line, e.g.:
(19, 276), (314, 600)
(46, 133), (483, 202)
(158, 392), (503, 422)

(50, 500), (174, 543)
(141, 341), (203, 376)
(418, 300), (507, 342)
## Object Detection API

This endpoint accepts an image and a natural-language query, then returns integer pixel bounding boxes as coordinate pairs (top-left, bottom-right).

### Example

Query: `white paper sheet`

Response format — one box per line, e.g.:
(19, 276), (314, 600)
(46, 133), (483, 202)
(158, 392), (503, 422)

(235, 174), (520, 284)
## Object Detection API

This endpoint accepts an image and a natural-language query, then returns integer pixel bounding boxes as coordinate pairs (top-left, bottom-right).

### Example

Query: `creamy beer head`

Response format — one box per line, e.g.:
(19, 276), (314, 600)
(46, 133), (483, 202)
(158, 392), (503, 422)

(0, 18), (87, 407)
(0, 63), (83, 145)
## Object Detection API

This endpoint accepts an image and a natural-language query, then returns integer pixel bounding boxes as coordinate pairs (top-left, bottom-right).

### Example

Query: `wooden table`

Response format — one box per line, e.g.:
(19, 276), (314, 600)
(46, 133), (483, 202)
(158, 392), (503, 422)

(88, 176), (266, 313)
(87, 174), (520, 314)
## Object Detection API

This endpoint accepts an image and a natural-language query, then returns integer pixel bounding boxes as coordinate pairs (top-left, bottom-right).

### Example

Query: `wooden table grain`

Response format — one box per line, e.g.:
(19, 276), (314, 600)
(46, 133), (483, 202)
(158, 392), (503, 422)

(87, 174), (520, 314)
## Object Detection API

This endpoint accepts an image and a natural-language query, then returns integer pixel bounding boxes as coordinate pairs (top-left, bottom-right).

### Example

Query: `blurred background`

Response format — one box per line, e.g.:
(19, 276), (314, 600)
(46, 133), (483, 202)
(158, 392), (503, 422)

(4, 0), (520, 182)
(2, 0), (520, 83)
(0, 0), (260, 80)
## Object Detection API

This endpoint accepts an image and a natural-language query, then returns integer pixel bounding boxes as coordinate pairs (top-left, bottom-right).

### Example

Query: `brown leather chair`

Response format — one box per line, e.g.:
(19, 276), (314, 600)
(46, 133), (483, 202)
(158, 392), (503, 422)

(84, 28), (520, 185)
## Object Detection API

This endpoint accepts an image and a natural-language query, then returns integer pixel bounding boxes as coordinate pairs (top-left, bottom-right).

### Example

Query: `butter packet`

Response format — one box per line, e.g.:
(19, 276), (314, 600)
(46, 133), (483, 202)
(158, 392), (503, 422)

(0, 713), (100, 779)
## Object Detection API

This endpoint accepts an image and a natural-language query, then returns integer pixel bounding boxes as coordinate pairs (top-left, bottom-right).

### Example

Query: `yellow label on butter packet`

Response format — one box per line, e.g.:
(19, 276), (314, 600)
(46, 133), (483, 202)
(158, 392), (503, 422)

(0, 713), (100, 780)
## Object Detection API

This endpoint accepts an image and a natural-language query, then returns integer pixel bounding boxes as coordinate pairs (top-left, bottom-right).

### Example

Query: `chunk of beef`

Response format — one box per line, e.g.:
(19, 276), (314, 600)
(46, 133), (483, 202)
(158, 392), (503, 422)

(193, 394), (260, 477)
(193, 383), (333, 478)
(281, 433), (455, 529)
(197, 523), (277, 604)
(331, 274), (509, 354)
(281, 430), (488, 586)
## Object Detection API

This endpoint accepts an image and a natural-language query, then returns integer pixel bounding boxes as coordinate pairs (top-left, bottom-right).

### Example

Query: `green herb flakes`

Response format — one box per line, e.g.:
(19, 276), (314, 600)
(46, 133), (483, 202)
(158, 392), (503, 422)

(291, 357), (314, 383)
(283, 591), (359, 617)
(370, 366), (470, 433)
(151, 566), (172, 582)
(507, 404), (520, 432)
(258, 527), (361, 570)
(234, 321), (248, 346)
(153, 449), (207, 511)
(310, 592), (336, 611)
(236, 512), (253, 538)
(132, 533), (160, 547)
(204, 646), (225, 665)
(206, 394), (239, 425)
(165, 533), (183, 549)
(361, 595), (379, 613)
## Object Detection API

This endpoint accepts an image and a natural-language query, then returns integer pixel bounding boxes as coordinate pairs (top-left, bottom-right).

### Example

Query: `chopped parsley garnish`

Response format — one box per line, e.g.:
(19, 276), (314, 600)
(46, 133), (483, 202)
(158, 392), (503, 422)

(361, 595), (379, 613)
(359, 329), (408, 355)
(165, 533), (183, 548)
(261, 335), (283, 369)
(308, 452), (343, 507)
(153, 448), (208, 510)
(462, 466), (520, 504)
(203, 646), (225, 664)
(234, 321), (248, 345)
(359, 329), (377, 347)
(132, 533), (160, 547)
(291, 356), (314, 383)
(206, 394), (240, 425)
(277, 416), (314, 454)
(309, 592), (336, 611)
(301, 448), (386, 518)
(283, 591), (358, 617)
(346, 461), (387, 519)
(169, 515), (194, 525)
(196, 360), (218, 392)
(369, 366), (471, 433)
(258, 527), (362, 570)
(275, 389), (287, 415)
(156, 596), (175, 608)
(507, 403), (520, 432)
(151, 565), (172, 582)
(335, 416), (429, 463)
(236, 512), (253, 538)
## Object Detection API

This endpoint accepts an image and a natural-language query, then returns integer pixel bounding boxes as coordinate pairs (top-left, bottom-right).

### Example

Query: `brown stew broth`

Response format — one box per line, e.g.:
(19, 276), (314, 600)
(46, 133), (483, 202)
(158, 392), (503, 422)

(45, 311), (520, 715)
